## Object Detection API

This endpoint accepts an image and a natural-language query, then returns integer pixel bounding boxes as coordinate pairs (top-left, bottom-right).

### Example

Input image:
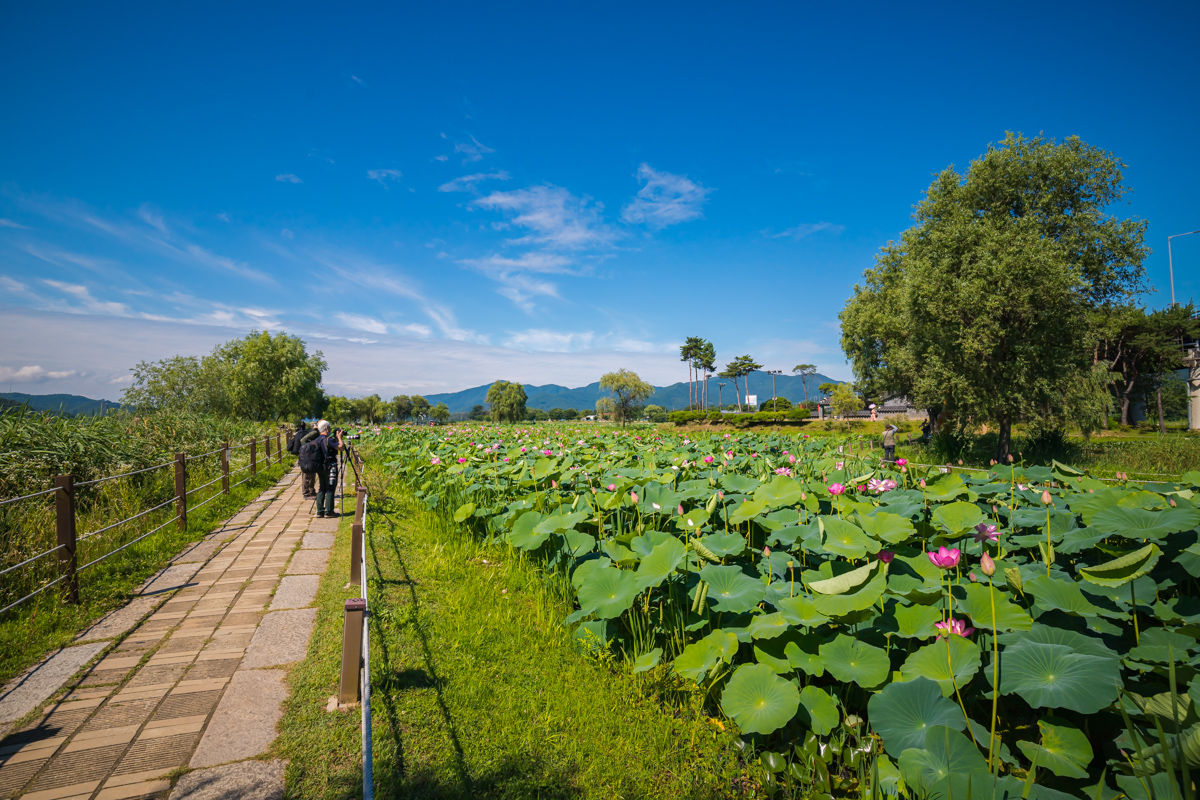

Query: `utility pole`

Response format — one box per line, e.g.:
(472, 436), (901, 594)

(717, 382), (726, 411)
(767, 369), (782, 411)
(1169, 230), (1200, 307)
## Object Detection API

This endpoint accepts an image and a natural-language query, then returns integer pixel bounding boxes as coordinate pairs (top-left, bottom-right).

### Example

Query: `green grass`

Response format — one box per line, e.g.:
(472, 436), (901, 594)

(277, 468), (750, 800)
(0, 455), (295, 685)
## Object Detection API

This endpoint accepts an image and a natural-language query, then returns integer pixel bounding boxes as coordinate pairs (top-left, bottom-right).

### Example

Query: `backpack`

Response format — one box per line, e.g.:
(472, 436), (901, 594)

(298, 438), (325, 474)
(288, 430), (303, 455)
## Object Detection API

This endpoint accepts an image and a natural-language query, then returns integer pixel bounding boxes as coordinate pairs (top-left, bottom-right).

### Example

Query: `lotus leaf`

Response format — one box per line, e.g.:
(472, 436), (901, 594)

(897, 725), (987, 793)
(720, 474), (760, 494)
(774, 595), (831, 628)
(1015, 717), (1093, 778)
(631, 647), (662, 674)
(807, 560), (876, 595)
(888, 552), (944, 596)
(856, 511), (916, 544)
(1091, 506), (1198, 539)
(535, 509), (590, 534)
(899, 635), (982, 697)
(720, 663), (800, 735)
(452, 502), (475, 522)
(510, 511), (552, 550)
(630, 529), (675, 556)
(562, 529), (596, 556)
(699, 531), (746, 558)
(748, 611), (789, 640)
(819, 633), (889, 688)
(867, 677), (966, 756)
(727, 499), (767, 524)
(570, 556), (611, 590)
(576, 567), (639, 619)
(754, 475), (805, 508)
(797, 685), (839, 735)
(600, 539), (638, 565)
(699, 564), (766, 613)
(1078, 543), (1162, 587)
(931, 501), (985, 534)
(877, 601), (943, 639)
(573, 620), (609, 652)
(810, 564), (888, 617)
(955, 582), (1032, 632)
(633, 537), (686, 592)
(1025, 573), (1108, 617)
(999, 642), (1120, 713)
(819, 516), (880, 558)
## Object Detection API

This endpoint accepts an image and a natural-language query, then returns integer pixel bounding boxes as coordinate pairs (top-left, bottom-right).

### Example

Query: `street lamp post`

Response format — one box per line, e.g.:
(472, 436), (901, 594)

(1169, 230), (1200, 306)
(703, 372), (712, 412)
(767, 369), (783, 411)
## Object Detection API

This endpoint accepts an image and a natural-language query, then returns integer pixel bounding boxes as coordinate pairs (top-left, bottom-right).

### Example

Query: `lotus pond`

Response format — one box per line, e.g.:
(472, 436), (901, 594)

(371, 423), (1200, 799)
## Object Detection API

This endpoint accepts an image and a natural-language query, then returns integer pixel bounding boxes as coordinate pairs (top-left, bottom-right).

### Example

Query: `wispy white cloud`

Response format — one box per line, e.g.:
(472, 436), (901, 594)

(766, 221), (845, 240)
(0, 365), (76, 383)
(367, 168), (403, 186)
(0, 218), (29, 229)
(399, 323), (433, 338)
(40, 279), (131, 316)
(137, 205), (168, 234)
(621, 164), (711, 229)
(24, 245), (114, 272)
(437, 171), (510, 193)
(281, 229), (294, 240)
(0, 276), (29, 293)
(275, 174), (303, 184)
(452, 135), (494, 164)
(458, 252), (574, 275)
(336, 312), (389, 335)
(473, 185), (615, 250)
(504, 329), (595, 352)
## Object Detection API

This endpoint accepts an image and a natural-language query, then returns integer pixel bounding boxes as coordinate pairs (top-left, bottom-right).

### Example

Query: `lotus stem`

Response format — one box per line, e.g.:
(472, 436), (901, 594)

(987, 576), (999, 773)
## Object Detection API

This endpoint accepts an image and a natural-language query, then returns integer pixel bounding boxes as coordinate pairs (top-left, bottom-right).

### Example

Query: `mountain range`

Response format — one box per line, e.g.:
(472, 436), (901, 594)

(423, 370), (840, 414)
(0, 393), (124, 416)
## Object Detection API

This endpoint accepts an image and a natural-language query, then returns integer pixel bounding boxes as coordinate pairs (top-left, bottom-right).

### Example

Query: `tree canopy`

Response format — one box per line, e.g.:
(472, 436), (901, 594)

(840, 133), (1148, 460)
(123, 330), (327, 422)
(485, 380), (528, 423)
(599, 369), (654, 426)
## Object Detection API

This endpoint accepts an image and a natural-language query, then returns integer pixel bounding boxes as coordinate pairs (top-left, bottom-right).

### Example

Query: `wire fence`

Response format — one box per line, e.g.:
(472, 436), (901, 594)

(0, 430), (291, 617)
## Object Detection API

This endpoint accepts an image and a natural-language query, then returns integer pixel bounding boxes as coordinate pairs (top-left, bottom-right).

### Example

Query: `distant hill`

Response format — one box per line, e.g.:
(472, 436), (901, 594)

(0, 393), (123, 416)
(424, 371), (842, 414)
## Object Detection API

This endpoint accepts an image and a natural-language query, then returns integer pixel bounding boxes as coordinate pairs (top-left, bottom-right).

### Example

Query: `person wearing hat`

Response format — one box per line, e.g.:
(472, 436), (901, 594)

(882, 423), (898, 463)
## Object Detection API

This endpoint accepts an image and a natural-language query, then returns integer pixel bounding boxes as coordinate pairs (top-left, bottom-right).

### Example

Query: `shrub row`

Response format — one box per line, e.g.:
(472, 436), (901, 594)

(669, 409), (810, 426)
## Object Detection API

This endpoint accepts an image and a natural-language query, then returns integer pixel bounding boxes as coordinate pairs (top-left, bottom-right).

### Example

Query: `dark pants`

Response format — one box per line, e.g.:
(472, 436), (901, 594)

(302, 471), (315, 496)
(884, 445), (896, 462)
(316, 464), (339, 516)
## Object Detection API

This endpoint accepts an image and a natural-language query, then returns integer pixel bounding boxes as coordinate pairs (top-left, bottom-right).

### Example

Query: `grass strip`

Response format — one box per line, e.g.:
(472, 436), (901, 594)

(277, 469), (748, 799)
(0, 456), (295, 684)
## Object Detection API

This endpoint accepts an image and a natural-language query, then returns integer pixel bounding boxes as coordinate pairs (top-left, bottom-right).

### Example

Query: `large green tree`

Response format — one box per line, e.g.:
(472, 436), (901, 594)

(599, 369), (654, 426)
(840, 133), (1148, 461)
(718, 355), (762, 412)
(124, 330), (326, 421)
(485, 380), (528, 423)
(391, 395), (414, 421)
(792, 364), (817, 406)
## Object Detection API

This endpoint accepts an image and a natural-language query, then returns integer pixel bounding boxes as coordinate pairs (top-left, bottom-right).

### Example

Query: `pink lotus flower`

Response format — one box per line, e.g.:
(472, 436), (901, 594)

(503, 457), (509, 462)
(544, 449), (553, 456)
(456, 457), (467, 464)
(774, 467), (793, 476)
(935, 617), (974, 639)
(896, 458), (907, 466)
(725, 451), (733, 459)
(521, 447), (527, 453)
(973, 523), (999, 544)
(828, 483), (846, 495)
(704, 455), (715, 464)
(1017, 483), (1029, 491)
(788, 454), (796, 464)
(551, 480), (557, 489)
(630, 491), (638, 503)
(980, 552), (996, 576)
(607, 484), (616, 491)
(878, 550), (895, 564)
(652, 502), (661, 511)
(430, 457), (441, 465)
(868, 478), (897, 493)
(836, 462), (845, 470)
(928, 546), (961, 569)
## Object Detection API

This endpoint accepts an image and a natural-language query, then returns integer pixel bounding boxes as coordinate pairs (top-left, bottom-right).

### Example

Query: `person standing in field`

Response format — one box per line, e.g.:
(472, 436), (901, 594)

(314, 420), (343, 518)
(882, 423), (897, 463)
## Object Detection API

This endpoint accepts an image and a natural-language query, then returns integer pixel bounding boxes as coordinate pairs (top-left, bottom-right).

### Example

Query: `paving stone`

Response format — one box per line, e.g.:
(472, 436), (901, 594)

(138, 563), (203, 597)
(0, 642), (107, 725)
(241, 609), (316, 669)
(172, 538), (229, 565)
(188, 671), (286, 768)
(171, 758), (284, 799)
(284, 550), (329, 575)
(268, 576), (318, 610)
(301, 531), (334, 549)
(76, 597), (162, 644)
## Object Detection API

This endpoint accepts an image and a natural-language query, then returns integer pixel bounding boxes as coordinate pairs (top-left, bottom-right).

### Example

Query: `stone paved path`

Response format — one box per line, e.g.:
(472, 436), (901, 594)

(0, 468), (339, 800)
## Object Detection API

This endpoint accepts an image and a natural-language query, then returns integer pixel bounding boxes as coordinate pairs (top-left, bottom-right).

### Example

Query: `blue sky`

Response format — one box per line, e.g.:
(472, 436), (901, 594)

(2, 1), (1198, 400)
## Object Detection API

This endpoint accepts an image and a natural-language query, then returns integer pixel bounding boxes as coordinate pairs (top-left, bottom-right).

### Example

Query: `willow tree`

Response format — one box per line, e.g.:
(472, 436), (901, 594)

(485, 380), (527, 423)
(840, 133), (1147, 461)
(599, 369), (654, 426)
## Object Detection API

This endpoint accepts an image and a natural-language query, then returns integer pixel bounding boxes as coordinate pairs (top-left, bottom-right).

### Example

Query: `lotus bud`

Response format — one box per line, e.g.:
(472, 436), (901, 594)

(677, 504), (684, 515)
(718, 490), (725, 500)
(919, 479), (926, 489)
(969, 572), (978, 582)
(763, 546), (772, 558)
(1041, 490), (1052, 505)
(1170, 498), (1177, 507)
(630, 491), (638, 503)
(958, 459), (963, 466)
(1007, 454), (1014, 462)
(981, 552), (996, 576)
(878, 550), (894, 564)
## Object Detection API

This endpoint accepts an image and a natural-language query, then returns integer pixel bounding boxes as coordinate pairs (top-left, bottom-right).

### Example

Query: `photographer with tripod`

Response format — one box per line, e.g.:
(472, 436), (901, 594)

(298, 420), (343, 518)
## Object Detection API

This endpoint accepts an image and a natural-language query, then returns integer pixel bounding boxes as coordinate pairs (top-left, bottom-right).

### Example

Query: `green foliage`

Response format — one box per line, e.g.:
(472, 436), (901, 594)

(841, 133), (1149, 459)
(598, 369), (654, 426)
(485, 380), (528, 423)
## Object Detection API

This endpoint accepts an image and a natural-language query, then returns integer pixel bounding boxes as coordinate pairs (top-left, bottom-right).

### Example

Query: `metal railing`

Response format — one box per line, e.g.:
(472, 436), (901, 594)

(0, 431), (289, 615)
(338, 456), (373, 800)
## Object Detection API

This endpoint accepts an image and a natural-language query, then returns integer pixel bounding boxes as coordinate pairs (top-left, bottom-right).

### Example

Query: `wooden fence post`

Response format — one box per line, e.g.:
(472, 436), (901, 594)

(54, 475), (78, 604)
(221, 444), (230, 495)
(265, 435), (271, 467)
(276, 432), (282, 460)
(339, 598), (366, 704)
(350, 523), (363, 586)
(250, 440), (257, 477)
(354, 487), (366, 526)
(174, 453), (187, 531)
